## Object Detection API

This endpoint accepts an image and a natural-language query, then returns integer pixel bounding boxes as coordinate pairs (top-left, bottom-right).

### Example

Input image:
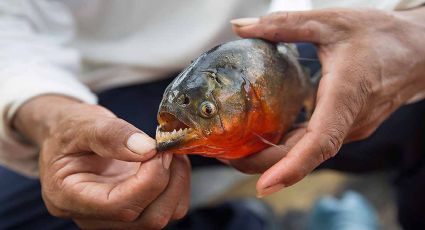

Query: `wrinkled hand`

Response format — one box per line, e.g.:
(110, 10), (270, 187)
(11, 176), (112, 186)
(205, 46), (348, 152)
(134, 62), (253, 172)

(229, 8), (425, 196)
(15, 96), (190, 229)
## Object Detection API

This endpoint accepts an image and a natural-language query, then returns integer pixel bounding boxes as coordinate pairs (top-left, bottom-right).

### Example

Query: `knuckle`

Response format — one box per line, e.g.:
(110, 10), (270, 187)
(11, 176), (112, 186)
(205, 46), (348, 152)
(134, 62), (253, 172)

(338, 77), (373, 125)
(149, 214), (171, 229)
(291, 169), (307, 183)
(51, 117), (82, 150)
(336, 90), (360, 125)
(356, 76), (373, 109)
(318, 130), (343, 161)
(116, 209), (140, 222)
(176, 194), (190, 220)
(94, 118), (134, 145)
(173, 205), (189, 220)
(146, 212), (170, 229)
(42, 191), (71, 218)
(320, 8), (355, 30)
(266, 11), (289, 23)
(44, 202), (71, 218)
(286, 12), (303, 26)
(342, 99), (358, 125)
(358, 77), (372, 98)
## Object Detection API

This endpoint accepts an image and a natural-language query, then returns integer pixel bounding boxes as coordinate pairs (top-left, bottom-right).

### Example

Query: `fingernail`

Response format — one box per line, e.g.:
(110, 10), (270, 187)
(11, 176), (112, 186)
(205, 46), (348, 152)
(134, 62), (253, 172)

(162, 152), (173, 169)
(230, 17), (259, 27)
(127, 133), (156, 155)
(257, 183), (285, 198)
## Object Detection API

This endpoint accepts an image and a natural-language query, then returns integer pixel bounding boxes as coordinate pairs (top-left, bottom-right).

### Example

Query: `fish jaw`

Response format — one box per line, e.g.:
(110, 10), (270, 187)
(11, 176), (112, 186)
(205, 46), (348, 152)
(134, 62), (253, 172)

(156, 126), (199, 152)
(156, 111), (200, 152)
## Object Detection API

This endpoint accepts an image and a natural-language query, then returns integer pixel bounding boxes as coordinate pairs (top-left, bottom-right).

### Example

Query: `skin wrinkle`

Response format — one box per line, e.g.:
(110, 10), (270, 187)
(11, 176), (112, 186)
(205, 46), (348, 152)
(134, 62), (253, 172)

(60, 183), (95, 218)
(348, 101), (390, 139)
(15, 94), (191, 227)
(230, 7), (425, 197)
(116, 208), (140, 222)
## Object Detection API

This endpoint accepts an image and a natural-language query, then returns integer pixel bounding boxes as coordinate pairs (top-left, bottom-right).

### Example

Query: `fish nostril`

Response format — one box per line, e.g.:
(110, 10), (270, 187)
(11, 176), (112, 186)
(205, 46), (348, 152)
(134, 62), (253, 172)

(183, 95), (190, 105)
(177, 94), (190, 106)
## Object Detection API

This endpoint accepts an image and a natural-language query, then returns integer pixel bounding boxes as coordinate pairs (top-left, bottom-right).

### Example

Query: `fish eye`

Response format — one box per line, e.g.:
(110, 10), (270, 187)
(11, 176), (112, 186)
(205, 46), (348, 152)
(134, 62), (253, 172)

(199, 101), (217, 118)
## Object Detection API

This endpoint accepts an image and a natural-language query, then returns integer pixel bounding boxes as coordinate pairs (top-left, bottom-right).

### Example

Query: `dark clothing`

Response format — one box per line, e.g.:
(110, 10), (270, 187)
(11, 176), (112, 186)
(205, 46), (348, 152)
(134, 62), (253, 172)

(321, 100), (425, 229)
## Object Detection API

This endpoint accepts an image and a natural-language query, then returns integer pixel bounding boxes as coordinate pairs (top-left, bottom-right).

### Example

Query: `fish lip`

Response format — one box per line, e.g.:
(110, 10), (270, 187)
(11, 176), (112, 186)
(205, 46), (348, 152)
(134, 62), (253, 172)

(156, 111), (200, 151)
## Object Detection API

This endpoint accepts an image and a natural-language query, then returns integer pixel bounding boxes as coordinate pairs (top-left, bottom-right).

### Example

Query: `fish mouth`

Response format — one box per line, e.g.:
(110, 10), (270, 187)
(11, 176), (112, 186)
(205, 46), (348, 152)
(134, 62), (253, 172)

(156, 112), (197, 151)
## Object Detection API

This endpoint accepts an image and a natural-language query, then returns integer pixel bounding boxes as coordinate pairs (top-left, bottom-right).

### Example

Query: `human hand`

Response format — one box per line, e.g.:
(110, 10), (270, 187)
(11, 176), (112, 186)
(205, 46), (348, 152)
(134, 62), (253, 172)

(14, 96), (190, 229)
(229, 8), (425, 197)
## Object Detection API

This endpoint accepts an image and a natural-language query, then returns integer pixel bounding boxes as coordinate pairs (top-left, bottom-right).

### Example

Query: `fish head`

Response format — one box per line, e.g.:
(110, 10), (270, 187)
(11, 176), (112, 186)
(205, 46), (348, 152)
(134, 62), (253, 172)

(156, 50), (257, 156)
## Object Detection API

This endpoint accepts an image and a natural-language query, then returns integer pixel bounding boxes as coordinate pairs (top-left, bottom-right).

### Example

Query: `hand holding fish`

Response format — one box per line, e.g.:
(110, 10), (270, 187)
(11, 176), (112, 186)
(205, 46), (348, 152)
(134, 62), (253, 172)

(230, 7), (425, 197)
(14, 95), (190, 229)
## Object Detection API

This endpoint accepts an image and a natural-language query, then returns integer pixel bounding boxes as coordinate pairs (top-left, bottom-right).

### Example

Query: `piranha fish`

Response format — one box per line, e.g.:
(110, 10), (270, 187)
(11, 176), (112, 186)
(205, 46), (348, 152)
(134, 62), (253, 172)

(156, 38), (315, 159)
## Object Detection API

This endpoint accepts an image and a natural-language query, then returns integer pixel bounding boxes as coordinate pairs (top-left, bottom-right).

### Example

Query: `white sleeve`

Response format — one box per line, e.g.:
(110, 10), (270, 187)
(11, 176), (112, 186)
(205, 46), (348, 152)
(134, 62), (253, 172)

(395, 0), (425, 9)
(0, 0), (97, 177)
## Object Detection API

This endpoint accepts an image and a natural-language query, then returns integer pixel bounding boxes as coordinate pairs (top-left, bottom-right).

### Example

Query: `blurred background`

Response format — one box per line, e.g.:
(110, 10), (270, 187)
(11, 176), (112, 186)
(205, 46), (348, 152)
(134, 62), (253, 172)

(190, 167), (399, 229)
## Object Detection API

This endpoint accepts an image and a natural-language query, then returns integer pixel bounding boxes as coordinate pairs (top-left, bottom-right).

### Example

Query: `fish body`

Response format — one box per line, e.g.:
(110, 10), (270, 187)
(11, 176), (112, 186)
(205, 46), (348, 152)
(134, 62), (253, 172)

(156, 38), (313, 159)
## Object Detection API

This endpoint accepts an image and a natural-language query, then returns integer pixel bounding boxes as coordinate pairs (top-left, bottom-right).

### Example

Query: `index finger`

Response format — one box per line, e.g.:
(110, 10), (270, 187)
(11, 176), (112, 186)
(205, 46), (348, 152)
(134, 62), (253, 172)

(230, 9), (358, 45)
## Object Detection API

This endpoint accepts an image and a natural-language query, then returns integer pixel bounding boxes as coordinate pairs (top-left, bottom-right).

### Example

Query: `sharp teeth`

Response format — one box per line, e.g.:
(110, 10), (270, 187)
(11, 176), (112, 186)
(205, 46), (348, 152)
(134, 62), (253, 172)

(156, 126), (194, 142)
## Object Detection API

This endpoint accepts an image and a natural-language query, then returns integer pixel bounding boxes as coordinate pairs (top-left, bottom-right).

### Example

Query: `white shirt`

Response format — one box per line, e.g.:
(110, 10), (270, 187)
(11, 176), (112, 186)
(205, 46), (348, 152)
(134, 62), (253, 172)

(0, 0), (423, 177)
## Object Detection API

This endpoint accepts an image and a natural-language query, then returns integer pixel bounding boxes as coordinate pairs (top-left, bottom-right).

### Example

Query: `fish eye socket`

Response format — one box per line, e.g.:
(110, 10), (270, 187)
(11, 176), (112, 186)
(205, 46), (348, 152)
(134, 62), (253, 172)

(199, 101), (217, 118)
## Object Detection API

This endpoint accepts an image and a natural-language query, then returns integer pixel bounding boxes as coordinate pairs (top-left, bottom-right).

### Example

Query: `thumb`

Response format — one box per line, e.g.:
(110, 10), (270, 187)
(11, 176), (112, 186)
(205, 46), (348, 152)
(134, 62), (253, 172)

(230, 10), (338, 44)
(81, 118), (157, 161)
(256, 69), (361, 197)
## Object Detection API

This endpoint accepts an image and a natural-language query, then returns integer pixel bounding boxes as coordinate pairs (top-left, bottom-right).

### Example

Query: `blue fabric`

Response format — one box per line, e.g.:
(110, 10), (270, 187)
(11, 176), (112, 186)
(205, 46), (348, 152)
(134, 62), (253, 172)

(0, 167), (78, 230)
(296, 42), (321, 76)
(307, 191), (379, 230)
